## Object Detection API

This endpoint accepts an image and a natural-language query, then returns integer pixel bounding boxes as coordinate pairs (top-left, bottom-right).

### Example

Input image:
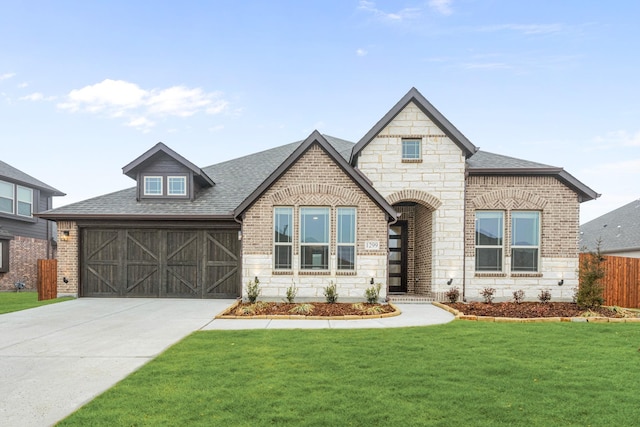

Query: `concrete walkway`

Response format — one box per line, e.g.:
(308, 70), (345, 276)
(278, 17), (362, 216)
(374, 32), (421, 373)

(0, 298), (453, 427)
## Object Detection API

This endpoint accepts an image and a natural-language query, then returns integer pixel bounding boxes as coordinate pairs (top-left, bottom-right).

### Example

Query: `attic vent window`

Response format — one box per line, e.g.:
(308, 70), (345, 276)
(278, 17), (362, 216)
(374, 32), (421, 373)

(402, 138), (422, 161)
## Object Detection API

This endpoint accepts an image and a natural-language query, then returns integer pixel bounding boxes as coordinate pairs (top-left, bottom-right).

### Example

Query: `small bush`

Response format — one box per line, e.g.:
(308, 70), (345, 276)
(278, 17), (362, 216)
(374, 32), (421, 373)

(285, 283), (297, 303)
(289, 303), (314, 315)
(445, 287), (460, 303)
(480, 287), (496, 304)
(364, 282), (382, 304)
(323, 281), (338, 303)
(577, 244), (605, 308)
(538, 289), (552, 303)
(246, 278), (260, 303)
(512, 290), (525, 304)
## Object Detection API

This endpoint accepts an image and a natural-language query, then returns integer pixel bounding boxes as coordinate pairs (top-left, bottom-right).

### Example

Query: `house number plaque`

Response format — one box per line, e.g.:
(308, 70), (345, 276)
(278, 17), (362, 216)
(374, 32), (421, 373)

(364, 240), (380, 250)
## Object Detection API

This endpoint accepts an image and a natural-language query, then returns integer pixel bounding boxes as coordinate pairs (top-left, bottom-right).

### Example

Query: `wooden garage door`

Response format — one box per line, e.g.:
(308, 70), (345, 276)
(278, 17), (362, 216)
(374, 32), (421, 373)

(81, 228), (240, 298)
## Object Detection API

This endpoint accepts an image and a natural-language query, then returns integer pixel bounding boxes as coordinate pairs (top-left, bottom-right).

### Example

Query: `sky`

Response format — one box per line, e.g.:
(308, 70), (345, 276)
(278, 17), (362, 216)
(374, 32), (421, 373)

(1, 0), (639, 224)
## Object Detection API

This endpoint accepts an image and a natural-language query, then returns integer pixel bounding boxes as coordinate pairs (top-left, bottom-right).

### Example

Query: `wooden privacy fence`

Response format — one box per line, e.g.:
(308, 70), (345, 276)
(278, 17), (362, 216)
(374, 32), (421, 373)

(37, 259), (57, 301)
(580, 253), (640, 308)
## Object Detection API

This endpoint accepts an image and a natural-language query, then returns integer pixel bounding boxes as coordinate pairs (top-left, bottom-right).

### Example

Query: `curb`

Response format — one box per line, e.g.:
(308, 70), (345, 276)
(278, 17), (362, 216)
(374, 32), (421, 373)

(215, 301), (402, 320)
(431, 301), (640, 323)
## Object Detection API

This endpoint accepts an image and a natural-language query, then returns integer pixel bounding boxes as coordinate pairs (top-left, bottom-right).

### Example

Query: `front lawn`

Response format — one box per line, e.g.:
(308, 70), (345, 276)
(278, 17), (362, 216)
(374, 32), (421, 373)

(0, 292), (74, 314)
(59, 322), (640, 426)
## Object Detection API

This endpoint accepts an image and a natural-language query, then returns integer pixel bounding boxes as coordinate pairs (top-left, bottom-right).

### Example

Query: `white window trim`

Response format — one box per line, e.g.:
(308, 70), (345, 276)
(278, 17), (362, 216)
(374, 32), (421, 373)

(401, 138), (422, 160)
(336, 207), (357, 271)
(475, 210), (505, 272)
(510, 211), (541, 272)
(167, 176), (187, 196)
(0, 180), (15, 215)
(300, 206), (330, 271)
(16, 186), (33, 218)
(273, 207), (294, 270)
(143, 176), (163, 196)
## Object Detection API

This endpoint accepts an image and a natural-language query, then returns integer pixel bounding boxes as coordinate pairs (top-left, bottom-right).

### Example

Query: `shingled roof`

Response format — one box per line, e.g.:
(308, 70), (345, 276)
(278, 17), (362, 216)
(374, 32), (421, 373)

(0, 160), (65, 196)
(580, 198), (640, 254)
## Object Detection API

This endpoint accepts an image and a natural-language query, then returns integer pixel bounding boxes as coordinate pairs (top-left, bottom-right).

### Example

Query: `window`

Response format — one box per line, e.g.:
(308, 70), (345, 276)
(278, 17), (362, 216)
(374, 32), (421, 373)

(273, 207), (293, 269)
(17, 186), (32, 217)
(168, 176), (187, 196)
(0, 181), (14, 214)
(300, 207), (330, 270)
(402, 138), (421, 160)
(511, 211), (540, 272)
(0, 240), (8, 273)
(144, 176), (163, 195)
(475, 211), (504, 271)
(337, 207), (356, 270)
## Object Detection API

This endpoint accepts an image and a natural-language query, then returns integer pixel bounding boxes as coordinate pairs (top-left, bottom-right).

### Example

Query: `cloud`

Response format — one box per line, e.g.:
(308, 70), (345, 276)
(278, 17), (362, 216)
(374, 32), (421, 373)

(18, 92), (56, 101)
(591, 130), (640, 149)
(429, 0), (453, 16)
(57, 79), (229, 130)
(583, 158), (640, 175)
(18, 82), (28, 88)
(356, 48), (368, 57)
(358, 0), (420, 22)
(0, 73), (16, 81)
(478, 23), (564, 35)
(462, 62), (511, 70)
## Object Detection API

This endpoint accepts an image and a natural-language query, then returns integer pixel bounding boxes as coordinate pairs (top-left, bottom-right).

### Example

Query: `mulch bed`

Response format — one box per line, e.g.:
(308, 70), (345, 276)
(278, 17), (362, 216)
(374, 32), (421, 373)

(444, 302), (630, 318)
(223, 302), (397, 317)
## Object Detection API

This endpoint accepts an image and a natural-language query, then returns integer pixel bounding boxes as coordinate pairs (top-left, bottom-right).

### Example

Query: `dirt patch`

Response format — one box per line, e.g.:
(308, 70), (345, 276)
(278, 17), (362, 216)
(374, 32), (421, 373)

(444, 302), (635, 319)
(220, 302), (397, 318)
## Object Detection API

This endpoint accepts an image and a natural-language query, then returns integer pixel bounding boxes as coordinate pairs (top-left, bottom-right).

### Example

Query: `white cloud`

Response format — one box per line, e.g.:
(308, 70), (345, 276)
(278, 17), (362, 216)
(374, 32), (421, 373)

(591, 130), (640, 149)
(18, 92), (56, 102)
(57, 79), (229, 131)
(462, 62), (510, 70)
(0, 73), (16, 81)
(209, 125), (224, 132)
(358, 0), (420, 22)
(18, 82), (28, 88)
(429, 0), (453, 16)
(356, 48), (368, 57)
(478, 23), (564, 35)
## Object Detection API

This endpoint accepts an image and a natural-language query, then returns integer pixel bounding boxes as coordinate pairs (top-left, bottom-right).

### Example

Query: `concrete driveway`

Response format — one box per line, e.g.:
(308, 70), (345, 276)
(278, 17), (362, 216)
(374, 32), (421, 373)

(0, 298), (233, 427)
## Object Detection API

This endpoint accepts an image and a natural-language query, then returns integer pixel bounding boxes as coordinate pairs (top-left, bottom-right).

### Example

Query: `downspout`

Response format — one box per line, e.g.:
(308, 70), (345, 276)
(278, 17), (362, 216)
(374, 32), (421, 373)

(462, 169), (468, 302)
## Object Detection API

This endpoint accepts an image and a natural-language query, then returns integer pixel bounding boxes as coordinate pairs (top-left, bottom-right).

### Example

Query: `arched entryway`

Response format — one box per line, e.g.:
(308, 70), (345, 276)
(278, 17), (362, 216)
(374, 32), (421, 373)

(387, 190), (441, 297)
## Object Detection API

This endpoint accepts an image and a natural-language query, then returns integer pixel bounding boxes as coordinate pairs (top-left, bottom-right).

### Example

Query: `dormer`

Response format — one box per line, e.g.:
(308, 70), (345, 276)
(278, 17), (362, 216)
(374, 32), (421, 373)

(122, 142), (214, 201)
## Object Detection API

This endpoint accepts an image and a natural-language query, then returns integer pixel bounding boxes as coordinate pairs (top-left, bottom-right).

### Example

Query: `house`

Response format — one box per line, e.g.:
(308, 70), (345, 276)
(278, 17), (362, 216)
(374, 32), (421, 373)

(580, 198), (640, 258)
(0, 160), (65, 291)
(39, 88), (598, 302)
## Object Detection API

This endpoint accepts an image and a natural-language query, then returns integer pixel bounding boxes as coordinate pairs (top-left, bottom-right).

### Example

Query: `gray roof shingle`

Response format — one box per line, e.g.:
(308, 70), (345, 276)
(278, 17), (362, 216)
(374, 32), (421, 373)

(0, 160), (65, 196)
(580, 198), (640, 253)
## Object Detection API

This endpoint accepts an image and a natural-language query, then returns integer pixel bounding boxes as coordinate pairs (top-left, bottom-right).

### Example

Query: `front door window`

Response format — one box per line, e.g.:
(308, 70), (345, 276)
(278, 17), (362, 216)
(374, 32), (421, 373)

(388, 221), (407, 293)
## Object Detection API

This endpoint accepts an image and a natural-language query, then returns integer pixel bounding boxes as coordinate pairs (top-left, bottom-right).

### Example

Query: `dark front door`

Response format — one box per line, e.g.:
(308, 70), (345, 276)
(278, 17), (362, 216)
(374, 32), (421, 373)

(388, 221), (407, 293)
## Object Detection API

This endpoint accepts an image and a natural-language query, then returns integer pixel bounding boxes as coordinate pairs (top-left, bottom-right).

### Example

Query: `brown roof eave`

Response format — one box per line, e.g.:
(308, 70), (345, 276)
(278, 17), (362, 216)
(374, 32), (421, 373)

(467, 167), (600, 202)
(35, 213), (235, 221)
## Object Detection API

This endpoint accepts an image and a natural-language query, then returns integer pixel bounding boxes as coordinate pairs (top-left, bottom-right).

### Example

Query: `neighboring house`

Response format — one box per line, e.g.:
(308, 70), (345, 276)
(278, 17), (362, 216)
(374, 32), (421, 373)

(0, 160), (65, 291)
(580, 198), (640, 258)
(40, 88), (598, 302)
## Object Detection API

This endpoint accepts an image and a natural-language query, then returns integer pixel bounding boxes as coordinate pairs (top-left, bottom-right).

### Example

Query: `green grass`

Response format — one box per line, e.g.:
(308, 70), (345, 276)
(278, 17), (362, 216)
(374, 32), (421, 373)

(59, 322), (640, 427)
(0, 291), (74, 314)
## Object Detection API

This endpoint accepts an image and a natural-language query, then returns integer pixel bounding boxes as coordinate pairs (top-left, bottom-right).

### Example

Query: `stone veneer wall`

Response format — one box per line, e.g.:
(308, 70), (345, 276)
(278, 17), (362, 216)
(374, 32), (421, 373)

(56, 220), (79, 296)
(463, 175), (580, 301)
(0, 236), (49, 291)
(241, 144), (389, 301)
(356, 101), (466, 294)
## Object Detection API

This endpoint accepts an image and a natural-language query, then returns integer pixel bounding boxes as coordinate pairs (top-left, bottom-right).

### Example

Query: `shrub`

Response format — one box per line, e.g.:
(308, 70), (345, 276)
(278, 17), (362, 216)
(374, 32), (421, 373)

(480, 287), (496, 304)
(323, 281), (338, 303)
(285, 283), (297, 303)
(577, 243), (605, 308)
(246, 278), (260, 303)
(512, 290), (525, 304)
(364, 282), (382, 303)
(538, 289), (552, 303)
(445, 287), (460, 303)
(289, 303), (314, 315)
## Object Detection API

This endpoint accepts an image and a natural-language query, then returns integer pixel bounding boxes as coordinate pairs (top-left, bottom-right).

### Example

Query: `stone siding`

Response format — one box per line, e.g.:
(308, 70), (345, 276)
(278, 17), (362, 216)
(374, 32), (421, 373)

(357, 101), (466, 293)
(463, 175), (580, 301)
(241, 143), (389, 301)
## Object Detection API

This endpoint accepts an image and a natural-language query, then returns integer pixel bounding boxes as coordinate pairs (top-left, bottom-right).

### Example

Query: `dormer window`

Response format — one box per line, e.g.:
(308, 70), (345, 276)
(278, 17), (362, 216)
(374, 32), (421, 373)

(144, 176), (163, 196)
(168, 176), (187, 196)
